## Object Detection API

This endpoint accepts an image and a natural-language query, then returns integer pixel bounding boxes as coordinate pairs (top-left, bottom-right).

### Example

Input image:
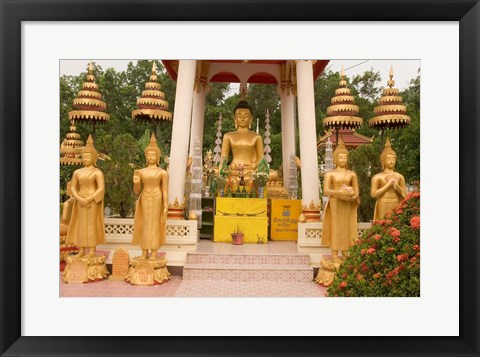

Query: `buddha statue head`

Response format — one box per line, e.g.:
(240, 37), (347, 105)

(144, 133), (161, 166)
(380, 137), (397, 170)
(333, 136), (349, 168)
(81, 134), (98, 166)
(233, 100), (253, 130)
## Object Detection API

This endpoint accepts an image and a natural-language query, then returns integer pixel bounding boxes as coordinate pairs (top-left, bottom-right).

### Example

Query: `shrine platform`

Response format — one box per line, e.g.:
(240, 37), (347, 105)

(60, 240), (328, 297)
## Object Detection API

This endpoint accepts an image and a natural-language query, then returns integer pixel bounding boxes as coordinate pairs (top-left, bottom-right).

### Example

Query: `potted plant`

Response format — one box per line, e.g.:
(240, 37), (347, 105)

(231, 225), (244, 245)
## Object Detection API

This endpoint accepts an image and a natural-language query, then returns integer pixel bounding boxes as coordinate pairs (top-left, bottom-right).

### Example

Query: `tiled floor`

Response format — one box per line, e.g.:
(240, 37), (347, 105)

(60, 240), (328, 298)
(175, 280), (327, 297)
(60, 276), (183, 297)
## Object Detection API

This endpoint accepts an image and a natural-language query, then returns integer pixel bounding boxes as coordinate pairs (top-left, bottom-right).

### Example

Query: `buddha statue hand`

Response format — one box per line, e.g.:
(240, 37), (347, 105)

(162, 208), (168, 222)
(77, 197), (90, 207)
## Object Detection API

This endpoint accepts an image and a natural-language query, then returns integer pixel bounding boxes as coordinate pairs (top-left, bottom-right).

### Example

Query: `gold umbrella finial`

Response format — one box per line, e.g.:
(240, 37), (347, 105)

(387, 65), (395, 88)
(86, 62), (95, 82)
(341, 65), (345, 79)
(152, 61), (157, 75)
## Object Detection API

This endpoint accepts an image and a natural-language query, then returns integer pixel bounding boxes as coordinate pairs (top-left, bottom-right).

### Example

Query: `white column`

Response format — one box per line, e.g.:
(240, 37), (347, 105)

(189, 86), (209, 156)
(279, 91), (296, 190)
(296, 60), (320, 221)
(168, 60), (196, 218)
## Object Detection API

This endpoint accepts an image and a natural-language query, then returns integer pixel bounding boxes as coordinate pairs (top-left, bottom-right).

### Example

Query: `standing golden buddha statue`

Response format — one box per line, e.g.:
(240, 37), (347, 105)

(321, 137), (359, 263)
(132, 133), (169, 260)
(63, 135), (109, 283)
(219, 97), (264, 179)
(66, 134), (106, 257)
(371, 137), (407, 220)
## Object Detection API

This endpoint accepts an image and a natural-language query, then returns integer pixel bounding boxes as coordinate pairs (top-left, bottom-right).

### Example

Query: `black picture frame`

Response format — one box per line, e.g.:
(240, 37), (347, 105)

(1, 1), (478, 356)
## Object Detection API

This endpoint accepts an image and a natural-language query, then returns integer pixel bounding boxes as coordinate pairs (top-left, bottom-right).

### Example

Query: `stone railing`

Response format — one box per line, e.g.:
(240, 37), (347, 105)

(105, 217), (371, 247)
(104, 218), (198, 245)
(298, 222), (372, 247)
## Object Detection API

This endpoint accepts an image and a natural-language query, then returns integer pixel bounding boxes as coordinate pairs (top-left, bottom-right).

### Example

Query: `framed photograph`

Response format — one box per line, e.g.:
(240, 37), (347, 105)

(1, 0), (478, 356)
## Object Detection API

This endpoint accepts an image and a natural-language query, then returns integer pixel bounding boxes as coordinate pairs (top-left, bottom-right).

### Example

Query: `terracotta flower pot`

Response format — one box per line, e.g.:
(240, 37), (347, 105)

(231, 233), (244, 245)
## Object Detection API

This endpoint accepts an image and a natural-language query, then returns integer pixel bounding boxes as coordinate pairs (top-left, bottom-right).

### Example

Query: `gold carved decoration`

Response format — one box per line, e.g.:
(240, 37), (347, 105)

(315, 257), (341, 287)
(168, 197), (186, 209)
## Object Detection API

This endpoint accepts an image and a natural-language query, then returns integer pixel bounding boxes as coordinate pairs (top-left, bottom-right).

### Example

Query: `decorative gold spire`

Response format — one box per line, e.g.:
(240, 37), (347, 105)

(81, 134), (98, 158)
(322, 67), (363, 130)
(333, 135), (348, 157)
(132, 61), (172, 123)
(60, 120), (84, 166)
(380, 137), (396, 162)
(144, 133), (161, 165)
(369, 66), (410, 130)
(68, 62), (110, 124)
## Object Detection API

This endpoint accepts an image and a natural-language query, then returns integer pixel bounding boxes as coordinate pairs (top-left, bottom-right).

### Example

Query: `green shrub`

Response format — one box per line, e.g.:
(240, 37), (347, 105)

(328, 191), (420, 297)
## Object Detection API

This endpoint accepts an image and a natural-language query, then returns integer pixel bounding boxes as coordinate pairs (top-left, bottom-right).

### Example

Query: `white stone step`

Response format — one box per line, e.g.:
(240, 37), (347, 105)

(185, 252), (310, 266)
(183, 263), (313, 282)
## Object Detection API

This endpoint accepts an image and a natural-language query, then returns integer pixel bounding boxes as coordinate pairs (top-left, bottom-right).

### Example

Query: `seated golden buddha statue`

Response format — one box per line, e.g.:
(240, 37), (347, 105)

(371, 137), (407, 220)
(220, 99), (264, 180)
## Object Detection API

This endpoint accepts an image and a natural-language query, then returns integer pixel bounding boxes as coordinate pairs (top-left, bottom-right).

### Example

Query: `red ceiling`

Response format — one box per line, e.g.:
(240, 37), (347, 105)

(318, 129), (373, 148)
(161, 60), (329, 84)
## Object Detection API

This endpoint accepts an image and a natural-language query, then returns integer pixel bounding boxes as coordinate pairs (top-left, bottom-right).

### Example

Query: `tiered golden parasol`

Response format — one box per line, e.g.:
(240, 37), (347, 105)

(369, 66), (410, 139)
(132, 61), (172, 129)
(68, 62), (110, 133)
(322, 66), (363, 144)
(60, 121), (84, 166)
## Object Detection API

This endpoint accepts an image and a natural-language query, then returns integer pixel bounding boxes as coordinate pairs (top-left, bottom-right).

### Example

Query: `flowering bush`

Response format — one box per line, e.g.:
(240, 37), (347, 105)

(328, 191), (420, 297)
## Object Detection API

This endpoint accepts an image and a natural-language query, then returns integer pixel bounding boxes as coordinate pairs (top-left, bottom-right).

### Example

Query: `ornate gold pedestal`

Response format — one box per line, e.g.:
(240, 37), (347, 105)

(62, 254), (109, 284)
(266, 182), (290, 199)
(125, 257), (171, 286)
(60, 236), (78, 263)
(315, 256), (342, 287)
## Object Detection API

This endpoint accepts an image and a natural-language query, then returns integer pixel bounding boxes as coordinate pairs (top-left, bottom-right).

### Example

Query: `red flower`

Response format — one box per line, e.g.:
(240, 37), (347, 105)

(410, 216), (420, 230)
(389, 227), (401, 238)
(413, 244), (419, 251)
(366, 247), (376, 254)
(361, 249), (366, 255)
(396, 208), (403, 214)
(386, 247), (395, 253)
(339, 281), (347, 289)
(396, 253), (409, 262)
(373, 273), (381, 279)
(374, 234), (381, 241)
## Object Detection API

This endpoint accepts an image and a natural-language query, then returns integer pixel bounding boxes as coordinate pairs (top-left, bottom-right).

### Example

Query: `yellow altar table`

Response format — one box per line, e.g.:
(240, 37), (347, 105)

(214, 198), (268, 243)
(269, 199), (301, 241)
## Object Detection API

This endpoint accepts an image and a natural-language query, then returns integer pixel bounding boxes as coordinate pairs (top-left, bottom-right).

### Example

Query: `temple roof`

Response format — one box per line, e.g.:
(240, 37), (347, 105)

(161, 60), (329, 84)
(317, 129), (373, 149)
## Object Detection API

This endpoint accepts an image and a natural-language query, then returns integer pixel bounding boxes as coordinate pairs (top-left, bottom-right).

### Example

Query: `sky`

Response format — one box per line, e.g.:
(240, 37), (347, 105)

(60, 59), (420, 93)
